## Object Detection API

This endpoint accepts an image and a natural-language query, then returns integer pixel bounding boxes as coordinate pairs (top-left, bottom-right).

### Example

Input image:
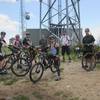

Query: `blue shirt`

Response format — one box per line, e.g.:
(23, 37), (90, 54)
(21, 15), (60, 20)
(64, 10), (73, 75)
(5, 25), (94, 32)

(50, 47), (57, 56)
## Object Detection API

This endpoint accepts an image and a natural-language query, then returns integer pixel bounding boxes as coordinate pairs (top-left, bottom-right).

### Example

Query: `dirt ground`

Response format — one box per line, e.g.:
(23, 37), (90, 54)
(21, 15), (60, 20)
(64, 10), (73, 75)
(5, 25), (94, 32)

(0, 60), (100, 100)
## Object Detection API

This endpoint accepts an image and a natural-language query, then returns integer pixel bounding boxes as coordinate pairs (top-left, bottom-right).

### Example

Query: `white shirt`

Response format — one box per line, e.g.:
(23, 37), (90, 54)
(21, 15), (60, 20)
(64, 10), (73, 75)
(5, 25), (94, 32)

(60, 35), (70, 46)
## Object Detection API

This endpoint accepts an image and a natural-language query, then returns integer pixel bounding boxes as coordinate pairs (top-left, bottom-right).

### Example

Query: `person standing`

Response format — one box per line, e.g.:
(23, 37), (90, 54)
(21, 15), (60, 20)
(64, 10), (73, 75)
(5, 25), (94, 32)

(0, 32), (7, 74)
(60, 32), (71, 62)
(82, 28), (95, 55)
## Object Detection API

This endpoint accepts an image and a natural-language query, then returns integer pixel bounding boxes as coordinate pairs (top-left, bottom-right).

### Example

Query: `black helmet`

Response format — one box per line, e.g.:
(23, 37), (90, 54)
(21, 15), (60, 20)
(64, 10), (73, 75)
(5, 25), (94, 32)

(85, 28), (90, 32)
(1, 31), (6, 36)
(26, 32), (30, 36)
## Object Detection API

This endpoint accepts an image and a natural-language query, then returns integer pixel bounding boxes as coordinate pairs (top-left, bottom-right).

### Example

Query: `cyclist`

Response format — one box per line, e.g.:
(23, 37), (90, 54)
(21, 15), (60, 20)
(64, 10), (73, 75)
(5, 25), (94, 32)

(48, 35), (60, 55)
(23, 33), (32, 48)
(13, 34), (22, 50)
(0, 31), (7, 74)
(23, 33), (36, 64)
(48, 35), (61, 81)
(82, 28), (95, 55)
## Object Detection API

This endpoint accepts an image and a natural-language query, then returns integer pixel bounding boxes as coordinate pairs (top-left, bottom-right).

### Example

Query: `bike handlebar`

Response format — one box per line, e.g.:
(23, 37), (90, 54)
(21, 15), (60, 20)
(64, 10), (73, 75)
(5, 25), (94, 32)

(83, 43), (94, 46)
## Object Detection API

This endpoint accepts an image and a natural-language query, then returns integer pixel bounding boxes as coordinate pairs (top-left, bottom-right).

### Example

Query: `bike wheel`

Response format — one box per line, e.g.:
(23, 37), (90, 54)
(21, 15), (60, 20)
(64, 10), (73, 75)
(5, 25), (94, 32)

(50, 57), (60, 73)
(29, 63), (44, 83)
(3, 56), (13, 70)
(82, 54), (96, 71)
(11, 58), (30, 76)
(90, 56), (96, 71)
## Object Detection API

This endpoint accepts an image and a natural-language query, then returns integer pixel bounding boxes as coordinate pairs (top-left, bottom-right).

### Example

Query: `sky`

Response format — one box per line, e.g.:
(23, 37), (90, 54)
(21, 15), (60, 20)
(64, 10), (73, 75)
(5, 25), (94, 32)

(0, 0), (100, 44)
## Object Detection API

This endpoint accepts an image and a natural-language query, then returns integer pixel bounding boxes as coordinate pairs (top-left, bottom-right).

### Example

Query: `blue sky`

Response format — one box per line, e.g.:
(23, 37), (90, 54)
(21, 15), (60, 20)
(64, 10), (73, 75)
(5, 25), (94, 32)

(80, 0), (100, 44)
(80, 0), (100, 31)
(0, 0), (100, 43)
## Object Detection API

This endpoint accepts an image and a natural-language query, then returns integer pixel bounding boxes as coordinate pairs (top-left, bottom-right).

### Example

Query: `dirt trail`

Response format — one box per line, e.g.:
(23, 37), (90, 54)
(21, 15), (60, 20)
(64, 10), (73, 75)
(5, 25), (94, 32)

(0, 61), (100, 100)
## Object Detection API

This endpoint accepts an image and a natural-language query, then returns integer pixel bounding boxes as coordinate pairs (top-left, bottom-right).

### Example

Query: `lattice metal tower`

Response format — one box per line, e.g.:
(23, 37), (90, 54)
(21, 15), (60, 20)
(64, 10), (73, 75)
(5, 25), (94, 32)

(39, 0), (81, 42)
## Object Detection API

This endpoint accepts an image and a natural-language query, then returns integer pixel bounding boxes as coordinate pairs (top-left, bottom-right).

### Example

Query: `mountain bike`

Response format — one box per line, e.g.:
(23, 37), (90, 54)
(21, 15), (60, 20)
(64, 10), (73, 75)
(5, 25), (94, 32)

(11, 46), (43, 83)
(0, 46), (26, 74)
(10, 46), (36, 77)
(29, 48), (60, 83)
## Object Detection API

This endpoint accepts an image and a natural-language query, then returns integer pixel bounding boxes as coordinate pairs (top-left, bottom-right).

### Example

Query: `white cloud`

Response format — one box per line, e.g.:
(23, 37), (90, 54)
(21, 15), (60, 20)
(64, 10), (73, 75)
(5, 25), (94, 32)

(0, 14), (20, 43)
(91, 27), (100, 42)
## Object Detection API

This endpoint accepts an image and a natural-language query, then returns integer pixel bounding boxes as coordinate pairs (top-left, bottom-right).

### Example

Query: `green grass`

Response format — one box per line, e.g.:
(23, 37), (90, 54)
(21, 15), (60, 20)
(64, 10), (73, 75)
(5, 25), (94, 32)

(54, 91), (80, 100)
(32, 91), (43, 100)
(96, 64), (100, 69)
(69, 97), (80, 100)
(0, 75), (18, 85)
(60, 67), (64, 72)
(13, 95), (29, 100)
(71, 53), (78, 61)
(54, 91), (65, 96)
(3, 78), (18, 85)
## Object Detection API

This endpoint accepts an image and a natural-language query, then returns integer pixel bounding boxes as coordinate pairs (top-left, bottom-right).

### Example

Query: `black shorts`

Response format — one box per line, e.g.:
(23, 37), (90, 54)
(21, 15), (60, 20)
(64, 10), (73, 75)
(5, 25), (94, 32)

(0, 55), (4, 61)
(83, 46), (94, 56)
(56, 47), (60, 55)
(61, 45), (70, 56)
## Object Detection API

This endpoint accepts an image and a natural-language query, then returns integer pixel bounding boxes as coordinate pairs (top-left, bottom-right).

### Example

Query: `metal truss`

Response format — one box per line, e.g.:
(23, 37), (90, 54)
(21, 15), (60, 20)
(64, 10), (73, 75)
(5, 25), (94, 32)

(39, 0), (81, 42)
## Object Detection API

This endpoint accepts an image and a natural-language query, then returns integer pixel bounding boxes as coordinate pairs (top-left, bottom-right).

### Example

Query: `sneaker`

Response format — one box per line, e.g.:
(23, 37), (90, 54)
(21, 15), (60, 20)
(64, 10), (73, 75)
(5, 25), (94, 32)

(85, 65), (88, 68)
(55, 76), (61, 81)
(62, 59), (65, 62)
(62, 57), (65, 62)
(0, 69), (8, 75)
(68, 60), (71, 63)
(68, 57), (71, 62)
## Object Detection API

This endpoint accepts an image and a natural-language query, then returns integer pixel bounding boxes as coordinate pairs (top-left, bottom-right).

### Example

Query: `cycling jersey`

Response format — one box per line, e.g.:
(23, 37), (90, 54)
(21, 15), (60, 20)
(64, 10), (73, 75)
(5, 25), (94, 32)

(0, 38), (6, 61)
(83, 35), (95, 44)
(23, 38), (32, 47)
(13, 39), (22, 49)
(50, 47), (57, 56)
(0, 38), (6, 53)
(82, 35), (95, 53)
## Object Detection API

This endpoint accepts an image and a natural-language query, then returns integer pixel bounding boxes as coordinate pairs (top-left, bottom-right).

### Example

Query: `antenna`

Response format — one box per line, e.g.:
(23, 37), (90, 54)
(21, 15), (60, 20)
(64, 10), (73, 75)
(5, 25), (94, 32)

(20, 0), (24, 38)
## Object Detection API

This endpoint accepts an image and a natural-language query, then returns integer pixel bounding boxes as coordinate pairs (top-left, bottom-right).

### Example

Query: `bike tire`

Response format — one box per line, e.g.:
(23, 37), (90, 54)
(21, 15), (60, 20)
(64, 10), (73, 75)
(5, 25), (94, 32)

(11, 58), (30, 76)
(4, 55), (14, 70)
(29, 62), (44, 83)
(50, 57), (60, 73)
(82, 54), (96, 71)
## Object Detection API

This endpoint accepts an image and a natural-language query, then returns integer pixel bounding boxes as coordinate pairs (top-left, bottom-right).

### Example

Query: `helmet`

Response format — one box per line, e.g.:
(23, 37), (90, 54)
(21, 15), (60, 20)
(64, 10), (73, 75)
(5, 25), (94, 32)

(15, 34), (20, 39)
(85, 28), (90, 32)
(1, 31), (6, 36)
(26, 32), (30, 36)
(25, 32), (30, 39)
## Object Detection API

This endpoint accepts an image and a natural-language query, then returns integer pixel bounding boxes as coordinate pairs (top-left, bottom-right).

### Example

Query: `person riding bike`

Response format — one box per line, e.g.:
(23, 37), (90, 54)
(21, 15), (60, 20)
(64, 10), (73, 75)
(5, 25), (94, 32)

(11, 34), (22, 59)
(13, 34), (22, 50)
(0, 31), (7, 74)
(82, 28), (95, 55)
(48, 35), (60, 55)
(23, 33), (32, 48)
(23, 33), (36, 64)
